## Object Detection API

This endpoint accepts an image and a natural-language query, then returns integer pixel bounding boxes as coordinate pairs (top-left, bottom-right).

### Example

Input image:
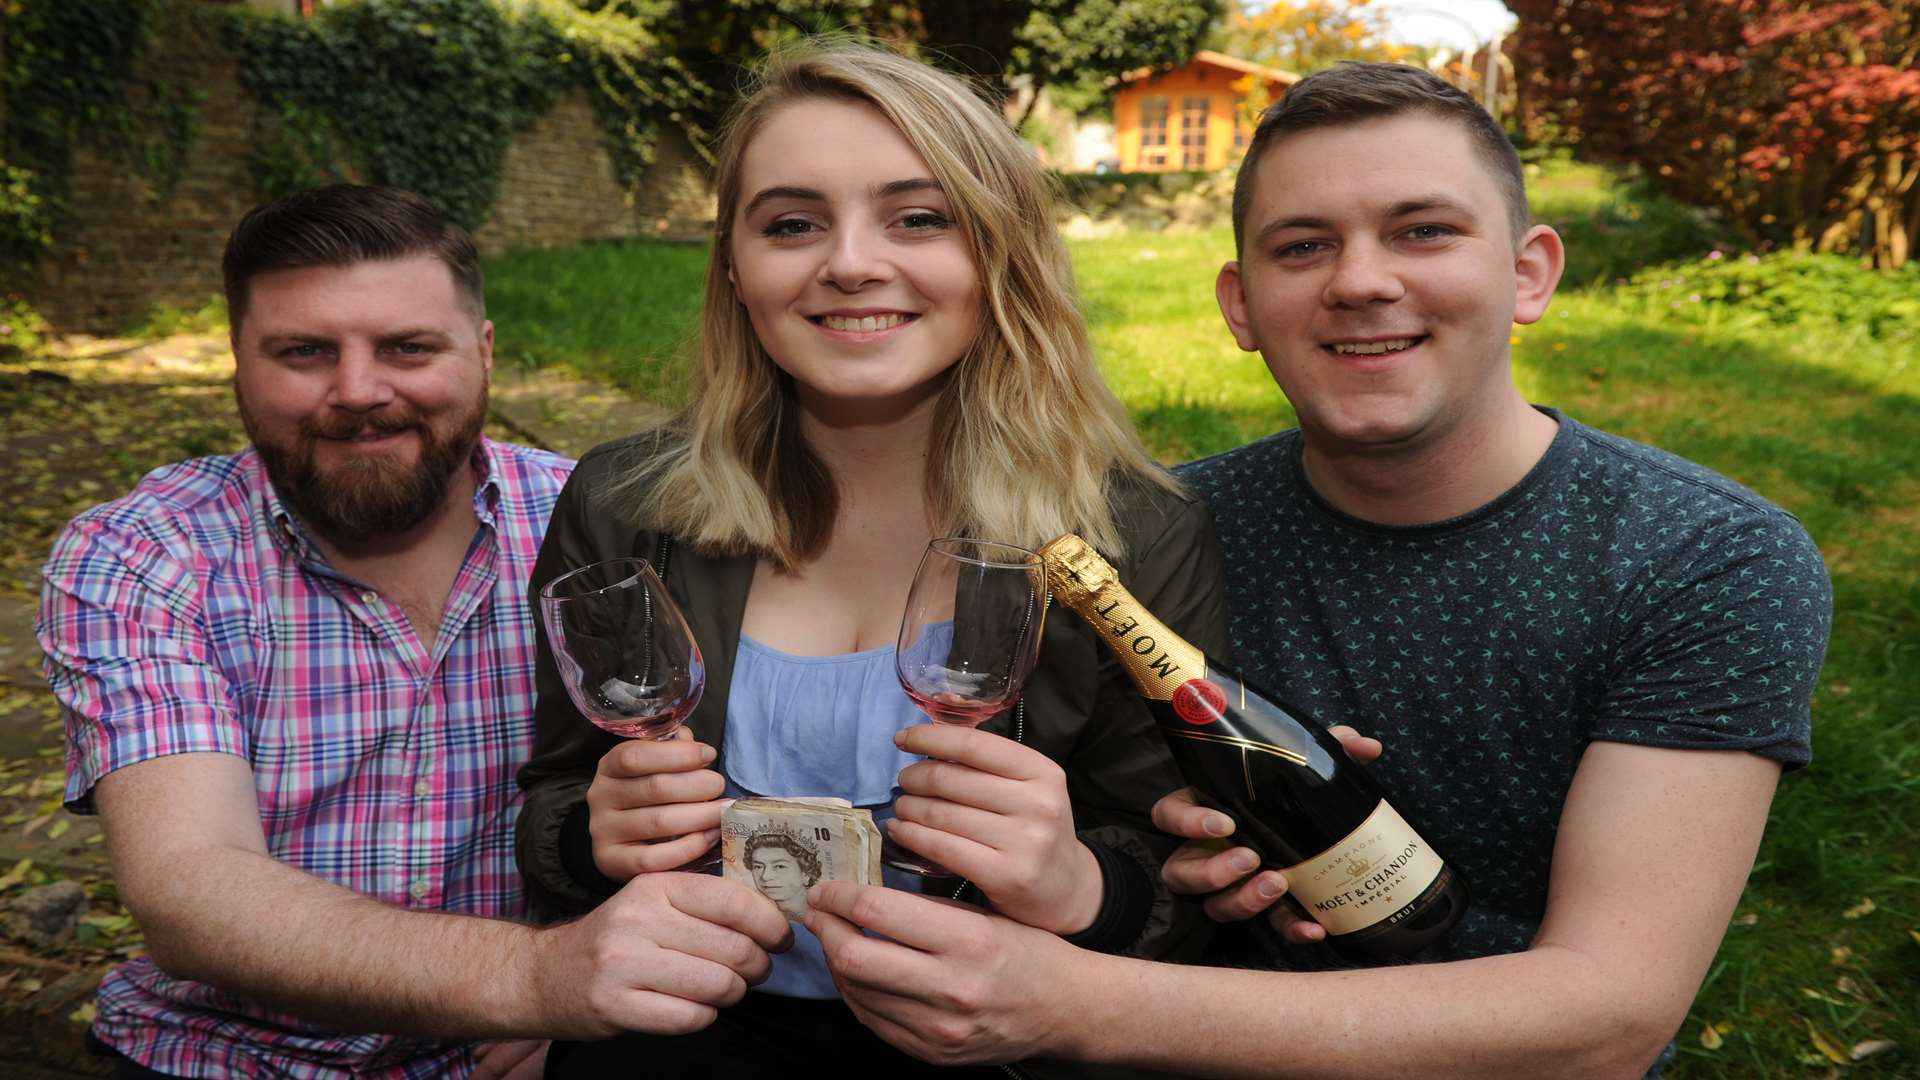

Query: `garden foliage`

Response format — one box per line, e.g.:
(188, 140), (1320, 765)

(1509, 1), (1920, 270)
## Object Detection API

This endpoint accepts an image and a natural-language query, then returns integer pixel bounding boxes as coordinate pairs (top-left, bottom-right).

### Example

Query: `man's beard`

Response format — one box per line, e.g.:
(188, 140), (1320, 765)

(240, 388), (489, 549)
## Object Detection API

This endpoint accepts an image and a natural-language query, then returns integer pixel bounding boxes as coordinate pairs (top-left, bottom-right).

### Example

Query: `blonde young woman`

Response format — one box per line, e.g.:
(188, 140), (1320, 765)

(517, 39), (1229, 1076)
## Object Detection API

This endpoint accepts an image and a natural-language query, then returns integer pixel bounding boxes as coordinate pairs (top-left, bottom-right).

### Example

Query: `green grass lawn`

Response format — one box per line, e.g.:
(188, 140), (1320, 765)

(485, 175), (1919, 1075)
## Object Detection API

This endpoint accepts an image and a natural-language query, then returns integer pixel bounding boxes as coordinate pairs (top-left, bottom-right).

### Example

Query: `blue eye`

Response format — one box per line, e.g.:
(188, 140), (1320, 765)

(1406, 224), (1453, 241)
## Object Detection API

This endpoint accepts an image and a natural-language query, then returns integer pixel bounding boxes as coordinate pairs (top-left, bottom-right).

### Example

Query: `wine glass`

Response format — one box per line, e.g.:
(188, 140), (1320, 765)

(885, 537), (1048, 874)
(539, 557), (716, 869)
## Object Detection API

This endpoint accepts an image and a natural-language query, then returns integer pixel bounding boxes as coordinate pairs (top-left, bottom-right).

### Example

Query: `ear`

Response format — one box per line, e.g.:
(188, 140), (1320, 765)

(478, 319), (495, 379)
(1215, 261), (1260, 352)
(1512, 224), (1565, 325)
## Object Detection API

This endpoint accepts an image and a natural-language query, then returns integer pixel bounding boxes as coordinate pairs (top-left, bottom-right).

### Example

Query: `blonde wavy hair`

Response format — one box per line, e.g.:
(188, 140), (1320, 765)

(617, 37), (1173, 568)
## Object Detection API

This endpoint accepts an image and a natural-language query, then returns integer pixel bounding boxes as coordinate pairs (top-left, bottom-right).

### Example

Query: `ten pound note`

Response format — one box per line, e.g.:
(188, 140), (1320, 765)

(721, 797), (884, 921)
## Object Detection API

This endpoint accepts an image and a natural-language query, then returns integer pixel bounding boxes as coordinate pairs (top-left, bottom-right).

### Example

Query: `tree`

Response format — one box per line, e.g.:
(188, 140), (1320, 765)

(1510, 0), (1919, 270)
(1211, 0), (1419, 74)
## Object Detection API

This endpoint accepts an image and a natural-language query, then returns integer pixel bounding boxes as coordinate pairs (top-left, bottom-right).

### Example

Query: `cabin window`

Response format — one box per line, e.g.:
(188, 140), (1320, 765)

(1140, 96), (1170, 169)
(1181, 96), (1209, 169)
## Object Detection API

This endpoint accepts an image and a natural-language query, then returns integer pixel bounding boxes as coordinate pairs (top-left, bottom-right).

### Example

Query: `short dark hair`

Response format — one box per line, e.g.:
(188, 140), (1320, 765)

(222, 185), (484, 333)
(1232, 63), (1529, 255)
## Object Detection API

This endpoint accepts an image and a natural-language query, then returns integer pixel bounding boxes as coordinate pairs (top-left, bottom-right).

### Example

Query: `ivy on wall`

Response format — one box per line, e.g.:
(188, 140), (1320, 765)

(224, 0), (712, 231)
(0, 0), (190, 296)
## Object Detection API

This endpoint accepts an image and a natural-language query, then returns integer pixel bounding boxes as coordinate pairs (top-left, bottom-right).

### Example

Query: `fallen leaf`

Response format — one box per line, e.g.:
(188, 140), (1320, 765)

(0, 857), (30, 892)
(1835, 976), (1864, 1000)
(1908, 930), (1920, 948)
(1715, 1022), (1736, 1035)
(1806, 1019), (1852, 1065)
(1803, 988), (1850, 1006)
(1842, 897), (1874, 919)
(1831, 946), (1853, 966)
(47, 817), (70, 840)
(1732, 911), (1759, 926)
(19, 977), (42, 993)
(68, 1002), (96, 1024)
(20, 811), (52, 837)
(1851, 1040), (1895, 1061)
(1700, 1023), (1724, 1050)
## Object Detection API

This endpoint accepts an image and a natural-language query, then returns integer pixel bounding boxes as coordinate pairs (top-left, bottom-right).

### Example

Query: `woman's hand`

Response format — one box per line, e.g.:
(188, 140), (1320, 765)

(1154, 725), (1382, 942)
(586, 728), (726, 881)
(889, 724), (1102, 936)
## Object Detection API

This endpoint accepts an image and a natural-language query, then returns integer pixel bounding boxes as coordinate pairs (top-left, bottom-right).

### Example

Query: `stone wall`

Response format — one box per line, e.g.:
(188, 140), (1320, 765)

(31, 12), (714, 334)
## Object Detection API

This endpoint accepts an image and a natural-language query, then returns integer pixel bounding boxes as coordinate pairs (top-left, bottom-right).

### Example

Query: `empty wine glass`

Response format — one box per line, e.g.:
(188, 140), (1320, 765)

(540, 557), (716, 869)
(886, 537), (1048, 874)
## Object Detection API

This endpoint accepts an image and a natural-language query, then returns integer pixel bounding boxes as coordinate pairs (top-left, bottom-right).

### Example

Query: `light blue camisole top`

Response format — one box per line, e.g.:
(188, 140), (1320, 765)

(722, 634), (929, 999)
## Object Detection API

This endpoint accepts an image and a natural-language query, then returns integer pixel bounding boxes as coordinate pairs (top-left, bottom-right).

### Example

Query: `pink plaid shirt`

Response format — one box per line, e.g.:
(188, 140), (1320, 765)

(39, 438), (573, 1079)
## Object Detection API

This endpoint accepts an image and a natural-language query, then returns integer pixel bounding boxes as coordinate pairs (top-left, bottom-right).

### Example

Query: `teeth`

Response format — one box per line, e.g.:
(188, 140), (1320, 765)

(1332, 338), (1417, 355)
(820, 313), (910, 333)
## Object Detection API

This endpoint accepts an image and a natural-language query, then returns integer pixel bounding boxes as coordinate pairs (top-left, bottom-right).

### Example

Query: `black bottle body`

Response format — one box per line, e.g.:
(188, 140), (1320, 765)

(1039, 533), (1468, 959)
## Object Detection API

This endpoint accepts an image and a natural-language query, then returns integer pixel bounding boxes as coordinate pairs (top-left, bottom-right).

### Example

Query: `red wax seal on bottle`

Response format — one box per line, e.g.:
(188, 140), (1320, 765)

(1171, 678), (1226, 726)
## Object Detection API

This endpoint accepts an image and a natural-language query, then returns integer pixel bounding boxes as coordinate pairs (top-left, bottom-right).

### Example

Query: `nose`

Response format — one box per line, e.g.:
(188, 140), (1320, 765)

(328, 344), (395, 413)
(818, 224), (894, 292)
(1322, 241), (1405, 309)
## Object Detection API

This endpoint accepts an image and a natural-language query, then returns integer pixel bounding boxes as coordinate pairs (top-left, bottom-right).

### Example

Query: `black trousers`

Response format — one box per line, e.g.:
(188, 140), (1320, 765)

(545, 991), (1003, 1078)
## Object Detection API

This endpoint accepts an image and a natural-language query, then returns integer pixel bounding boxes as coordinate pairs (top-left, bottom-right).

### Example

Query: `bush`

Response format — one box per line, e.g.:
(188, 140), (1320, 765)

(1614, 250), (1920, 343)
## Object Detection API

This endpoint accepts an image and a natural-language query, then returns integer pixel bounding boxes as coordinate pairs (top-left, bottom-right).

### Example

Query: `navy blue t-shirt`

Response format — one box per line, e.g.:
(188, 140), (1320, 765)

(1176, 409), (1831, 961)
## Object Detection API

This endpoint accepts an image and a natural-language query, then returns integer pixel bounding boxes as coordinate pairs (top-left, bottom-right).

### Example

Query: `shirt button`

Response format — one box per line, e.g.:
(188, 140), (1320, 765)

(414, 778), (431, 798)
(410, 879), (430, 900)
(361, 590), (378, 605)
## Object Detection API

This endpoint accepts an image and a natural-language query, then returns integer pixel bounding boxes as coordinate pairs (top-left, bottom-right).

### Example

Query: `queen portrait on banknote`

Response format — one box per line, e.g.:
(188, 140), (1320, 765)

(516, 35), (1233, 1080)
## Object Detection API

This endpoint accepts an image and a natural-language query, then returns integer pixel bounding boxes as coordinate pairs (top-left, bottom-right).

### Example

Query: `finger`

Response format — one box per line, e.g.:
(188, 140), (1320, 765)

(470, 1040), (545, 1080)
(894, 724), (1057, 782)
(599, 738), (717, 779)
(835, 983), (945, 1064)
(808, 880), (985, 955)
(1160, 842), (1260, 896)
(1199, 870), (1290, 923)
(664, 874), (794, 952)
(503, 1050), (547, 1080)
(806, 895), (949, 1000)
(893, 793), (1019, 844)
(1272, 909), (1330, 944)
(599, 769), (728, 810)
(596, 798), (725, 842)
(609, 991), (721, 1037)
(599, 828), (723, 876)
(884, 818), (1003, 880)
(1150, 788), (1235, 840)
(1326, 725), (1383, 764)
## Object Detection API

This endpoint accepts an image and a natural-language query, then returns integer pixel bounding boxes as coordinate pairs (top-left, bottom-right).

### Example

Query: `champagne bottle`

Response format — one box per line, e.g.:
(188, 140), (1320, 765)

(1040, 534), (1468, 958)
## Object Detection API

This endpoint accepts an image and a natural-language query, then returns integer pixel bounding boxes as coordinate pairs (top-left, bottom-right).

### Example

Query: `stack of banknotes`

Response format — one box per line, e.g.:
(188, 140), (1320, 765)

(721, 797), (884, 918)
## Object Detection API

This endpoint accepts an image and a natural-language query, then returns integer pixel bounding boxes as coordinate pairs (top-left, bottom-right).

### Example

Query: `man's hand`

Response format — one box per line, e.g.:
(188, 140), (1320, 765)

(890, 724), (1102, 935)
(1154, 725), (1381, 941)
(586, 727), (726, 880)
(535, 872), (791, 1040)
(805, 881), (1085, 1066)
(470, 1039), (547, 1080)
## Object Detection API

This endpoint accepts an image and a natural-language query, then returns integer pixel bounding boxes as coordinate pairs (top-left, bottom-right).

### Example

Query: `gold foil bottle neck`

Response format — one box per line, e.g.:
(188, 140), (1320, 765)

(1039, 533), (1118, 608)
(1040, 532), (1204, 701)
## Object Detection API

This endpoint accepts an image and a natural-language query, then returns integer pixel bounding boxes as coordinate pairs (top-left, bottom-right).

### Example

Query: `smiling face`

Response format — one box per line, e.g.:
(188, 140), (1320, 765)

(727, 97), (982, 421)
(231, 254), (492, 546)
(1217, 111), (1561, 461)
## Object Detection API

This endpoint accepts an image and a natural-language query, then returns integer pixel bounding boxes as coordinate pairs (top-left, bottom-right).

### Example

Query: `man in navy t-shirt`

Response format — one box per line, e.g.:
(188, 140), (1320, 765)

(801, 63), (1830, 1080)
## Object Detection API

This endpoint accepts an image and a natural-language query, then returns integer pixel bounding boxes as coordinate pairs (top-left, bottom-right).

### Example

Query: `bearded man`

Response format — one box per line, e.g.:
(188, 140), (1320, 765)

(37, 186), (790, 1080)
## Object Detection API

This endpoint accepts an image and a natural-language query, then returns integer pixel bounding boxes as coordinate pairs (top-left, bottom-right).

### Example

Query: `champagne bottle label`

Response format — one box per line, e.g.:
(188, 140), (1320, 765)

(1281, 800), (1446, 936)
